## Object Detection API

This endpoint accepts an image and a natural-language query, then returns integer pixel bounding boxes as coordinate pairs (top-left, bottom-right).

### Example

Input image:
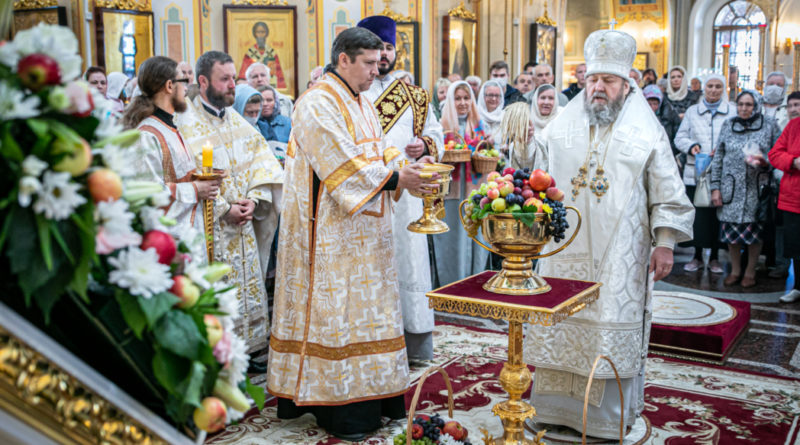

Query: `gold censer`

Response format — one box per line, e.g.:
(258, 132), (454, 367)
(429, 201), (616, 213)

(407, 163), (455, 234)
(459, 202), (582, 295)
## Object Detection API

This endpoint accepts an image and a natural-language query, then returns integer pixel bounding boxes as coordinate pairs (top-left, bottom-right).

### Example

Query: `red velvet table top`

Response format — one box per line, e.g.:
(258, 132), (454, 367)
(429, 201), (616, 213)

(427, 271), (601, 325)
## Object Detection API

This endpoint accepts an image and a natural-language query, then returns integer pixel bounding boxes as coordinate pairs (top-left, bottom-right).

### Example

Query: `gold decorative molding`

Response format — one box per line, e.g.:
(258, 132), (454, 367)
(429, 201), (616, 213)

(232, 0), (289, 5)
(94, 0), (152, 11)
(447, 1), (476, 20)
(378, 4), (412, 22)
(13, 0), (56, 9)
(0, 326), (170, 445)
(534, 0), (556, 27)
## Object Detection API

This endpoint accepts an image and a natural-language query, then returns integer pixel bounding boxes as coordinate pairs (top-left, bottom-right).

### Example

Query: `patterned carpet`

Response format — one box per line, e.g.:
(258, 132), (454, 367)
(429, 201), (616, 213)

(208, 323), (800, 444)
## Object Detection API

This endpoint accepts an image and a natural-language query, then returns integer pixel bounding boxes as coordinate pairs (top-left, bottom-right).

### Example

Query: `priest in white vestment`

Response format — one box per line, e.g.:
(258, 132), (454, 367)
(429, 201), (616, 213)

(358, 16), (444, 362)
(123, 57), (217, 238)
(523, 30), (694, 439)
(176, 51), (284, 355)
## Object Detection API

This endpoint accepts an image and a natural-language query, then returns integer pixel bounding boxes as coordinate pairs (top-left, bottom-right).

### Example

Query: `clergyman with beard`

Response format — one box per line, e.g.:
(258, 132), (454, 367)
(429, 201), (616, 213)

(522, 30), (694, 440)
(122, 56), (220, 236)
(176, 51), (284, 363)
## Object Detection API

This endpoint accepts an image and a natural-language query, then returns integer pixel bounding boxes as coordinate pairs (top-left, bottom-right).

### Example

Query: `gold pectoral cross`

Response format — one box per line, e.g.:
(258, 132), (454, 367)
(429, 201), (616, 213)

(570, 166), (588, 201)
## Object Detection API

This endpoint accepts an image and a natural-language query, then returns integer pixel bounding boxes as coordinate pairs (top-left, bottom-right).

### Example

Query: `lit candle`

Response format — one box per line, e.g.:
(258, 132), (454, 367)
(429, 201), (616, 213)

(202, 141), (213, 169)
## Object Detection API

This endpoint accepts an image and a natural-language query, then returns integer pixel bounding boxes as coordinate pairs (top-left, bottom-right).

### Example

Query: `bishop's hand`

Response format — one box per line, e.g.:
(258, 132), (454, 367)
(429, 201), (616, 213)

(649, 246), (674, 282)
(398, 161), (439, 195)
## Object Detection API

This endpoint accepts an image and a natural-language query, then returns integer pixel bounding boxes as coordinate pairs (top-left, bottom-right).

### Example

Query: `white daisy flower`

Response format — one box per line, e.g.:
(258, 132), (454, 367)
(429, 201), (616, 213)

(108, 246), (173, 298)
(215, 284), (238, 319)
(438, 434), (464, 445)
(18, 176), (41, 207)
(12, 24), (82, 81)
(150, 189), (172, 207)
(100, 144), (136, 177)
(138, 206), (167, 232)
(0, 81), (40, 120)
(0, 41), (19, 70)
(226, 334), (250, 386)
(22, 155), (48, 177)
(95, 200), (141, 254)
(33, 171), (86, 220)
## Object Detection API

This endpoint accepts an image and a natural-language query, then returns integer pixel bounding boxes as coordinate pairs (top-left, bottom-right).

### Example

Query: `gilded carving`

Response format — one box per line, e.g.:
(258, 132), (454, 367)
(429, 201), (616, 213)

(447, 1), (476, 20)
(534, 0), (556, 27)
(378, 4), (412, 22)
(13, 0), (57, 9)
(94, 0), (152, 11)
(232, 0), (289, 5)
(0, 327), (170, 444)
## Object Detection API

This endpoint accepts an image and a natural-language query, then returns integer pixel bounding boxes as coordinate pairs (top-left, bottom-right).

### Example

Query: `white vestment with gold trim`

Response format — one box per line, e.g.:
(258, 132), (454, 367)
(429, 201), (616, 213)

(176, 96), (283, 353)
(267, 73), (409, 405)
(523, 90), (694, 438)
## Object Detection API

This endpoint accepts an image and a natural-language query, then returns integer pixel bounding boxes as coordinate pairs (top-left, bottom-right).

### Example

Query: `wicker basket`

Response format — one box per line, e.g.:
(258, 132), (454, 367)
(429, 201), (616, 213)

(471, 140), (500, 174)
(442, 131), (471, 163)
(582, 355), (625, 445)
(405, 366), (455, 445)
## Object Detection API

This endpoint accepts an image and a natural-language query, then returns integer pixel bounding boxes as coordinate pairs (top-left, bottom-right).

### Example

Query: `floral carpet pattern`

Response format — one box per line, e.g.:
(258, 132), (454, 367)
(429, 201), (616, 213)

(208, 323), (800, 444)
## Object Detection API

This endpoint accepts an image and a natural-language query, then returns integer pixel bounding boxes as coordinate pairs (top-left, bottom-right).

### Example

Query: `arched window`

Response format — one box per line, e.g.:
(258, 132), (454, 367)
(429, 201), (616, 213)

(713, 1), (767, 90)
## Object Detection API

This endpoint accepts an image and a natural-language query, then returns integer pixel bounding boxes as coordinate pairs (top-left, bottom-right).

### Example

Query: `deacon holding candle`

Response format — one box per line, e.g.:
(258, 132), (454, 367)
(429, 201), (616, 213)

(176, 51), (284, 362)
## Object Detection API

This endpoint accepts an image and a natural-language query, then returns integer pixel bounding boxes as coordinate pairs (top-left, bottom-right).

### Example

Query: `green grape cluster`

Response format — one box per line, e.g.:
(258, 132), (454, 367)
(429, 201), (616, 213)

(393, 431), (437, 445)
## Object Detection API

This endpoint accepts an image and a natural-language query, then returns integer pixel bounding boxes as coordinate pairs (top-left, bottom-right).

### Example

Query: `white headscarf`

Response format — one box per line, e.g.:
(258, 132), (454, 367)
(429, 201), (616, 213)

(666, 65), (689, 102)
(106, 72), (129, 99)
(476, 80), (505, 126)
(440, 80), (480, 137)
(530, 84), (562, 133)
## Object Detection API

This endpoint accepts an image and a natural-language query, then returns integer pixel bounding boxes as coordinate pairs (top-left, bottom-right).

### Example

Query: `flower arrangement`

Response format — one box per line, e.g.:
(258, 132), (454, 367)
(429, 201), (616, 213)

(0, 24), (263, 435)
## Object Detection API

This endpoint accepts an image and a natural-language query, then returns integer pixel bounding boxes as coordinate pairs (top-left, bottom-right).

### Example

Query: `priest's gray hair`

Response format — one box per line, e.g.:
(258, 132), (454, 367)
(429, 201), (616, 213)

(583, 80), (628, 127)
(245, 62), (270, 82)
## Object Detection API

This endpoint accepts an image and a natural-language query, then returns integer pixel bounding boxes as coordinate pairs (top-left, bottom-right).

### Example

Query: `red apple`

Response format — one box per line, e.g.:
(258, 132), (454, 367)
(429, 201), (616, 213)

(170, 275), (200, 309)
(204, 314), (223, 347)
(17, 53), (61, 91)
(521, 189), (534, 200)
(140, 230), (176, 265)
(524, 197), (544, 212)
(529, 169), (552, 192)
(53, 138), (92, 176)
(411, 423), (424, 439)
(502, 167), (515, 176)
(546, 187), (564, 202)
(503, 174), (514, 182)
(87, 168), (122, 202)
(499, 182), (514, 197)
(487, 188), (500, 200)
(549, 176), (556, 188)
(415, 414), (431, 423)
(442, 421), (467, 441)
(193, 397), (227, 433)
(486, 171), (501, 182)
(479, 196), (490, 208)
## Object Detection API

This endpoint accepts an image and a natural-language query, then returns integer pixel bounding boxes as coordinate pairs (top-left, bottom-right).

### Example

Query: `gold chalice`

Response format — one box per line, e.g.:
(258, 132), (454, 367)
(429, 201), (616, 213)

(407, 163), (455, 234)
(459, 202), (582, 295)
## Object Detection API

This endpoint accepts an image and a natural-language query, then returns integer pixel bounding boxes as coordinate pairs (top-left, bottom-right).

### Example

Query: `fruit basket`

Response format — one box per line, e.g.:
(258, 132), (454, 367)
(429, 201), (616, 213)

(394, 366), (473, 445)
(471, 140), (501, 174)
(441, 131), (471, 164)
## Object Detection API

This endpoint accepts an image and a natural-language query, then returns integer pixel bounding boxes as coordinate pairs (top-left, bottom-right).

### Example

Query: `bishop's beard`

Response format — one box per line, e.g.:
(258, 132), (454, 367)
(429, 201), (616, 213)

(256, 37), (266, 50)
(584, 88), (626, 127)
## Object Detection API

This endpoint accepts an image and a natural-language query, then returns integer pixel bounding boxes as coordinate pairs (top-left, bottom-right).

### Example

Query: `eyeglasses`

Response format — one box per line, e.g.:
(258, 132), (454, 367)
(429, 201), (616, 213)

(173, 78), (190, 84)
(485, 94), (502, 99)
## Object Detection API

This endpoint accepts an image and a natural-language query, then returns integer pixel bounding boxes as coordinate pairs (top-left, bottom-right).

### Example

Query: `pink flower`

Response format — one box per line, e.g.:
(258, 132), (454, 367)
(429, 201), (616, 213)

(95, 227), (142, 254)
(64, 81), (94, 117)
(213, 331), (233, 367)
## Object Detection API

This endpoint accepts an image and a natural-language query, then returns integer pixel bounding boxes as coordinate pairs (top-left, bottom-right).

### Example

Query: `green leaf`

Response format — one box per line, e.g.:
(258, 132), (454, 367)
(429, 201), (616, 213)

(35, 215), (53, 271)
(153, 311), (206, 361)
(0, 123), (23, 162)
(0, 206), (15, 252)
(26, 118), (50, 139)
(175, 361), (206, 408)
(511, 211), (537, 228)
(138, 292), (180, 327)
(115, 290), (147, 338)
(49, 223), (75, 264)
(152, 347), (190, 395)
(245, 377), (266, 411)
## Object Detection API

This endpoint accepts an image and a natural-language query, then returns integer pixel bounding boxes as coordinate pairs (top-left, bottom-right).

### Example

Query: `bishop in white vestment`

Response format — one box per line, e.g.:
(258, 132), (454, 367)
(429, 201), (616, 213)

(358, 16), (444, 361)
(523, 30), (694, 439)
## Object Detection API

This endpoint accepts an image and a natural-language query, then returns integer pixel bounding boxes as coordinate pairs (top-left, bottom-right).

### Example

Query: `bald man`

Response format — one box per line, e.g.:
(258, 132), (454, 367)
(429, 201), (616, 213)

(177, 61), (194, 85)
(533, 63), (569, 106)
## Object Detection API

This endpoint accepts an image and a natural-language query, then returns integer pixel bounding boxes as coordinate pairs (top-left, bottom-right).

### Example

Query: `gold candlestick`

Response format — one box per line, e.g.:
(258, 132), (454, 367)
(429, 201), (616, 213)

(192, 168), (224, 263)
(722, 44), (731, 99)
(757, 24), (767, 93)
(794, 41), (800, 94)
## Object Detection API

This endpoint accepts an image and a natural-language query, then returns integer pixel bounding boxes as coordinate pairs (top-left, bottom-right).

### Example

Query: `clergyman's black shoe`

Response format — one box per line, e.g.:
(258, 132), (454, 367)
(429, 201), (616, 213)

(329, 431), (369, 442)
(247, 360), (267, 374)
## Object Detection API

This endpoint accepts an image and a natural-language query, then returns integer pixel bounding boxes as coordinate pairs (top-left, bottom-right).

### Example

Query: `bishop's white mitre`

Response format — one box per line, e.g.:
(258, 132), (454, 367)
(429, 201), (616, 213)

(584, 29), (637, 79)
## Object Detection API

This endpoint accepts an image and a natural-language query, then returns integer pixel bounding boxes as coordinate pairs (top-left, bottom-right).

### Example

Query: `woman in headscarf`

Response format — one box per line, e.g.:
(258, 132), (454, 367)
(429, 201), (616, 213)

(663, 65), (700, 119)
(106, 72), (129, 114)
(476, 80), (505, 144)
(431, 77), (451, 120)
(232, 83), (263, 127)
(434, 80), (489, 286)
(529, 84), (562, 136)
(710, 90), (781, 288)
(674, 73), (731, 274)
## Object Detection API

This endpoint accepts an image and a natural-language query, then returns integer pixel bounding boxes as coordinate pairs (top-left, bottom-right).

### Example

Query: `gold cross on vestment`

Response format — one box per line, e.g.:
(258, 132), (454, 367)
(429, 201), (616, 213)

(286, 321), (301, 338)
(316, 237), (333, 251)
(278, 365), (292, 375)
(353, 232), (370, 245)
(364, 321), (381, 337)
(368, 363), (384, 376)
(333, 373), (347, 383)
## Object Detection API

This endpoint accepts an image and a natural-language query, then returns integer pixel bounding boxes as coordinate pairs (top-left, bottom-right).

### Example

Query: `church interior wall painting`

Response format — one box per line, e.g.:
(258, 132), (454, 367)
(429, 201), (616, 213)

(396, 21), (420, 83)
(11, 6), (68, 38)
(158, 3), (188, 63)
(223, 5), (298, 99)
(529, 22), (557, 68)
(96, 8), (155, 78)
(442, 13), (477, 79)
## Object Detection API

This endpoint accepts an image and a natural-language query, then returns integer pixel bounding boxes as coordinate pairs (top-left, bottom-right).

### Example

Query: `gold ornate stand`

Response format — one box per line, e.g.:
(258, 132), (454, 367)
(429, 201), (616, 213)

(192, 168), (224, 262)
(428, 274), (600, 444)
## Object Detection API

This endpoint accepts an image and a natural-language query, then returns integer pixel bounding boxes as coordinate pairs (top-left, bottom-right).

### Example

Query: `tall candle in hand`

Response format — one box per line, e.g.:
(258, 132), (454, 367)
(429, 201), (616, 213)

(202, 141), (213, 170)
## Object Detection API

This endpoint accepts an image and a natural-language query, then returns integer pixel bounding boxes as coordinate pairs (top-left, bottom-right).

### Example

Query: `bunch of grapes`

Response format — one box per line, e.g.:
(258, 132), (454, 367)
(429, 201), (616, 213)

(544, 198), (569, 242)
(393, 432), (436, 445)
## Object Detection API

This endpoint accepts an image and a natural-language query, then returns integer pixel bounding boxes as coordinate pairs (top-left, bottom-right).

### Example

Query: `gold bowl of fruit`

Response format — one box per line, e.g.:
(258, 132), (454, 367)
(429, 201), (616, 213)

(459, 167), (581, 295)
(408, 163), (455, 234)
